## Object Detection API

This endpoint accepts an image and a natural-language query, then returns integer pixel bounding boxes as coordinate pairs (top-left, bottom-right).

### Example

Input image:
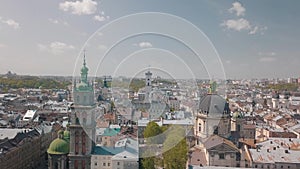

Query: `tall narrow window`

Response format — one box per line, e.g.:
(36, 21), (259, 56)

(213, 126), (219, 135)
(82, 112), (87, 125)
(75, 160), (78, 169)
(84, 96), (86, 104)
(75, 131), (79, 154)
(82, 131), (86, 155)
(82, 160), (86, 169)
(198, 123), (202, 132)
(237, 124), (241, 132)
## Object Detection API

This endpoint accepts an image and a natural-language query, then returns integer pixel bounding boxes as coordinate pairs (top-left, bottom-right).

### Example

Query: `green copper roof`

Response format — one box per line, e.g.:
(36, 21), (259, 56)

(102, 128), (120, 136)
(75, 52), (93, 92)
(47, 138), (69, 155)
(209, 81), (217, 94)
(80, 52), (89, 84)
(63, 130), (70, 140)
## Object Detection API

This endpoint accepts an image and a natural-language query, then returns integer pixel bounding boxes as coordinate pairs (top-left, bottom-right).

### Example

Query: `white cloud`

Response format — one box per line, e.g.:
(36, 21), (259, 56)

(225, 60), (231, 64)
(260, 26), (268, 35)
(258, 52), (277, 56)
(98, 44), (107, 50)
(229, 2), (246, 16)
(222, 18), (251, 31)
(0, 43), (6, 48)
(222, 18), (267, 35)
(259, 57), (276, 62)
(249, 26), (258, 35)
(38, 42), (75, 55)
(59, 0), (97, 15)
(137, 42), (153, 48)
(0, 17), (20, 29)
(97, 32), (103, 36)
(93, 15), (105, 22)
(223, 2), (267, 35)
(49, 18), (69, 26)
(93, 11), (110, 22)
(258, 52), (277, 62)
(49, 18), (59, 24)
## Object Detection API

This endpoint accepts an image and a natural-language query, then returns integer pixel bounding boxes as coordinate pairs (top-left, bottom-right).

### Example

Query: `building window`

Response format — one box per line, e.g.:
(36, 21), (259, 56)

(75, 131), (79, 154)
(103, 163), (106, 166)
(219, 153), (225, 159)
(82, 131), (86, 155)
(213, 126), (219, 135)
(198, 123), (202, 132)
(108, 163), (110, 166)
(75, 160), (78, 169)
(82, 160), (85, 169)
(95, 163), (97, 166)
(237, 124), (241, 132)
(117, 162), (120, 165)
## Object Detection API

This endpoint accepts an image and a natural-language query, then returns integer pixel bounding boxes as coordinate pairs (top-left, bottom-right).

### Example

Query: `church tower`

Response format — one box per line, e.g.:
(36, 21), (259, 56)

(145, 70), (152, 101)
(194, 82), (231, 144)
(69, 53), (95, 169)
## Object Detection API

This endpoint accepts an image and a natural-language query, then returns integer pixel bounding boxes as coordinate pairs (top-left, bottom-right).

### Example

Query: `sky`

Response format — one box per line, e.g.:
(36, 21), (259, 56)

(0, 0), (299, 79)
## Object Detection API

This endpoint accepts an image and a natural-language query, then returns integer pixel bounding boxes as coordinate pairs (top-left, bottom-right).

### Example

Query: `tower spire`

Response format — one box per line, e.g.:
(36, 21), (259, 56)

(83, 49), (86, 67)
(80, 50), (89, 84)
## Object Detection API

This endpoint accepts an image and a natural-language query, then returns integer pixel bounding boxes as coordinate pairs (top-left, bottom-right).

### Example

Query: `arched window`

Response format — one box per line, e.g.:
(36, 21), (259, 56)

(213, 126), (219, 135)
(82, 160), (86, 169)
(82, 131), (86, 155)
(198, 123), (202, 132)
(237, 124), (241, 132)
(82, 112), (87, 125)
(74, 160), (78, 169)
(84, 96), (86, 103)
(75, 131), (79, 154)
(54, 162), (58, 169)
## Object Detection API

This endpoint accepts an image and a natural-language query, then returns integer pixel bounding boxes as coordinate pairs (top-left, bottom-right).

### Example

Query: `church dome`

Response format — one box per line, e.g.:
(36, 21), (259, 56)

(198, 94), (230, 116)
(47, 138), (69, 155)
(47, 130), (69, 155)
(63, 130), (70, 140)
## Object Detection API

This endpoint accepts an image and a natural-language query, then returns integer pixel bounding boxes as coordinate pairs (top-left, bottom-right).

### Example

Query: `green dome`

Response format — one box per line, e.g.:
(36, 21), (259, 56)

(63, 130), (70, 140)
(232, 112), (243, 119)
(47, 138), (69, 155)
(58, 130), (64, 135)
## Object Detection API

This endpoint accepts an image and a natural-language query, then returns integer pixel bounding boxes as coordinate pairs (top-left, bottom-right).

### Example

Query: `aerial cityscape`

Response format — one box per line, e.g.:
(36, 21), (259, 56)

(1, 1), (300, 169)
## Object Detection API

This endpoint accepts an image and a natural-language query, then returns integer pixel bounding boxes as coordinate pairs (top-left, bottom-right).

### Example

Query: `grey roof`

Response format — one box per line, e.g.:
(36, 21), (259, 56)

(92, 143), (137, 156)
(203, 135), (239, 152)
(198, 94), (230, 117)
(249, 138), (300, 164)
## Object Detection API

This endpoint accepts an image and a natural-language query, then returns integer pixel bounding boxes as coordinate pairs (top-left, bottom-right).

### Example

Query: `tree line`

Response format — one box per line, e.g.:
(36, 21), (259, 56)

(0, 76), (71, 90)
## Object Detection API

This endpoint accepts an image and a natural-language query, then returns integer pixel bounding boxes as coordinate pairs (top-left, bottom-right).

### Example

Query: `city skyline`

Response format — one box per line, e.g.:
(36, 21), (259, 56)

(0, 0), (299, 79)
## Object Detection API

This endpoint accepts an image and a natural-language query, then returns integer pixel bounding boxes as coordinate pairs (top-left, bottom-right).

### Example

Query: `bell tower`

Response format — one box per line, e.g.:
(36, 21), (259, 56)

(145, 70), (152, 101)
(69, 52), (95, 169)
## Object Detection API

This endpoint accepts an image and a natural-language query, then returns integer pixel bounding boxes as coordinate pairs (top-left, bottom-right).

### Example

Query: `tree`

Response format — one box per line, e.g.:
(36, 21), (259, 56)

(143, 121), (162, 144)
(141, 149), (156, 169)
(163, 126), (188, 169)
